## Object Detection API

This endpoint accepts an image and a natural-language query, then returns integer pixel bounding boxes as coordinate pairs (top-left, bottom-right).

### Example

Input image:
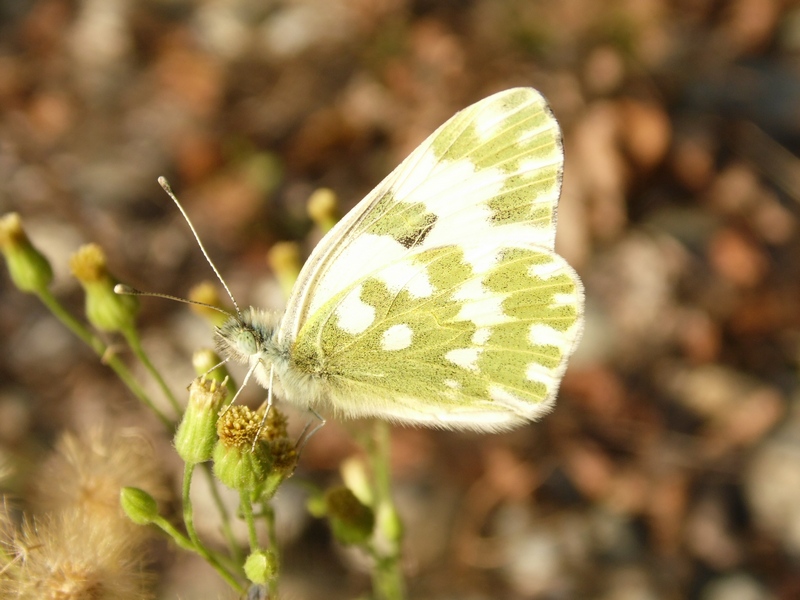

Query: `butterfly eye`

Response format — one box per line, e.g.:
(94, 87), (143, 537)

(236, 328), (259, 356)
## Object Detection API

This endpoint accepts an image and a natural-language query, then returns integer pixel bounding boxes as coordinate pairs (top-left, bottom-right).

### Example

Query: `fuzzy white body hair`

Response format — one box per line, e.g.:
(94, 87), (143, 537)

(215, 307), (325, 409)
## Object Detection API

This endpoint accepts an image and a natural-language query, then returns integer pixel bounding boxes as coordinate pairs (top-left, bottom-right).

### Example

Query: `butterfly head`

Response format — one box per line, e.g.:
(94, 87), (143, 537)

(215, 307), (282, 367)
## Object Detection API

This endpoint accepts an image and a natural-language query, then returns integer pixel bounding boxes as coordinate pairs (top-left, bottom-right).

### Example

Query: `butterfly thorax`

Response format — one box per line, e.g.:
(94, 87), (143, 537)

(215, 307), (325, 409)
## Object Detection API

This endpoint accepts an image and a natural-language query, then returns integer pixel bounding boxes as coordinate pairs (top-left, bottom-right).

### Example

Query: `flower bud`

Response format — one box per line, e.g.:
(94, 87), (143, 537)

(324, 486), (375, 546)
(376, 500), (404, 545)
(120, 487), (159, 525)
(340, 456), (373, 507)
(259, 407), (298, 497)
(70, 243), (138, 333)
(306, 187), (339, 233)
(174, 376), (228, 464)
(212, 405), (270, 492)
(188, 281), (230, 327)
(306, 491), (326, 518)
(0, 212), (53, 293)
(267, 241), (301, 300)
(244, 549), (279, 585)
(192, 349), (236, 397)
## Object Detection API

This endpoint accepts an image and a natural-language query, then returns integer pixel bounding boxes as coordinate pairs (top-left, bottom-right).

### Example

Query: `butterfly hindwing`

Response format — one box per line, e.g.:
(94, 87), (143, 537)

(289, 240), (583, 430)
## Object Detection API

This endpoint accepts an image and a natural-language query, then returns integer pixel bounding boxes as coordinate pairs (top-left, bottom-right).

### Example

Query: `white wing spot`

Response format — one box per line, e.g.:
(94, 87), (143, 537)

(472, 327), (492, 345)
(392, 148), (438, 200)
(379, 262), (434, 298)
(516, 121), (554, 144)
(305, 233), (407, 321)
(456, 294), (511, 327)
(453, 278), (485, 302)
(553, 292), (577, 306)
(528, 260), (563, 279)
(474, 105), (509, 139)
(489, 385), (524, 406)
(460, 242), (500, 273)
(525, 361), (555, 385)
(335, 284), (376, 335)
(381, 324), (414, 351)
(490, 385), (554, 421)
(519, 154), (562, 174)
(528, 323), (568, 350)
(445, 348), (481, 371)
(410, 160), (508, 250)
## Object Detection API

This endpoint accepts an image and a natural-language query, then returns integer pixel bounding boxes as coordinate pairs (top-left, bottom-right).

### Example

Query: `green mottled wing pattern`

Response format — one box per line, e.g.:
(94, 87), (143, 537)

(290, 241), (583, 430)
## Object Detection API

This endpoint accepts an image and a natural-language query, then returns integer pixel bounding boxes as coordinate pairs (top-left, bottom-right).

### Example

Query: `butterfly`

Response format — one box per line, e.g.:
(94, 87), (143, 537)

(216, 88), (584, 432)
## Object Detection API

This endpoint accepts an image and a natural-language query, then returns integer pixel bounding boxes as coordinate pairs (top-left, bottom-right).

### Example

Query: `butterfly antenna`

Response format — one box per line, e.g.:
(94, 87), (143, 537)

(158, 176), (242, 317)
(114, 284), (233, 316)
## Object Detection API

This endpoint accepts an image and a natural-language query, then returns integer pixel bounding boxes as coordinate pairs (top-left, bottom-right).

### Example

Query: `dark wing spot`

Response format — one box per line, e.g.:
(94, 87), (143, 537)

(396, 212), (438, 249)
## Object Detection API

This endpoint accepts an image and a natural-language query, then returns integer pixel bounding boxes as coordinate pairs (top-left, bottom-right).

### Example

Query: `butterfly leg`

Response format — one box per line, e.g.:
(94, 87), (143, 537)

(251, 364), (276, 450)
(294, 408), (326, 455)
(221, 359), (259, 417)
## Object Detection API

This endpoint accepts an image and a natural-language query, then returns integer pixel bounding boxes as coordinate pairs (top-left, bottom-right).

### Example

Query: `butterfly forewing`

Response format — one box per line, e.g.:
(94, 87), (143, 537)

(279, 88), (563, 344)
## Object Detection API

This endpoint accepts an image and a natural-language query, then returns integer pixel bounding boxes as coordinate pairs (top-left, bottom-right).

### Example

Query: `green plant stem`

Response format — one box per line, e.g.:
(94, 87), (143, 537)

(123, 327), (182, 417)
(181, 464), (245, 592)
(181, 466), (221, 561)
(35, 289), (172, 429)
(261, 500), (280, 597)
(241, 494), (259, 551)
(371, 421), (393, 507)
(182, 463), (202, 549)
(368, 420), (405, 600)
(261, 501), (278, 553)
(155, 513), (244, 593)
(200, 462), (243, 564)
(370, 552), (405, 600)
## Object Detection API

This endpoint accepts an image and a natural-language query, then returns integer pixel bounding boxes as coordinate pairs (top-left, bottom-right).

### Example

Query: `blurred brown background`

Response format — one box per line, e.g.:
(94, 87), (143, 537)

(2, 0), (800, 598)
